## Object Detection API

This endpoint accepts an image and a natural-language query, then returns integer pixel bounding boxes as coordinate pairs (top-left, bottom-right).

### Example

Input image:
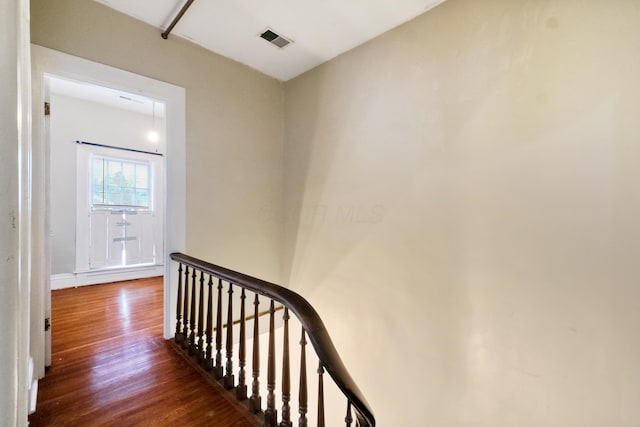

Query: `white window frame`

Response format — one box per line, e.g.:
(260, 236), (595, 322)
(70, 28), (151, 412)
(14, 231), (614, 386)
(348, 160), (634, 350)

(75, 144), (164, 273)
(91, 155), (152, 210)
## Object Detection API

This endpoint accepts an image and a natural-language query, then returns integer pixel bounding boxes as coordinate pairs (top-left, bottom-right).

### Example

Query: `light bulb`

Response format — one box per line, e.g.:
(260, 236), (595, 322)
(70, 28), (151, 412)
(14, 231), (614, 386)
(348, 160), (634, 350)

(147, 130), (159, 143)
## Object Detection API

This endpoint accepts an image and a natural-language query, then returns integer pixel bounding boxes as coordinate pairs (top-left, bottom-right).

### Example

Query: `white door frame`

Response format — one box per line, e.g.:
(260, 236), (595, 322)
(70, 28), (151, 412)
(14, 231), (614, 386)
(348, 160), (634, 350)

(1, 0), (31, 423)
(31, 45), (186, 380)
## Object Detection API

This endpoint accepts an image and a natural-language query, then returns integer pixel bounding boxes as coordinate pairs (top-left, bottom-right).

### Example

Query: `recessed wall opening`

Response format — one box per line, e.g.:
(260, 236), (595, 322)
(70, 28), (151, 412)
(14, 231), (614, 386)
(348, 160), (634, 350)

(47, 76), (166, 286)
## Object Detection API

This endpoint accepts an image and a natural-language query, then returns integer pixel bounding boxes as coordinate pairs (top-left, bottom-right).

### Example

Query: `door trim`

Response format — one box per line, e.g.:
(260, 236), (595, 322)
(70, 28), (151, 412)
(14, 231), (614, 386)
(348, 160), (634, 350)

(31, 45), (186, 380)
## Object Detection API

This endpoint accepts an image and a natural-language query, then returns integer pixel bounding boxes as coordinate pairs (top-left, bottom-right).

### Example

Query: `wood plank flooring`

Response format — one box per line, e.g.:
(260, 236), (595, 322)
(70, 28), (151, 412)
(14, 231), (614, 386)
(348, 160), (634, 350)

(29, 277), (260, 427)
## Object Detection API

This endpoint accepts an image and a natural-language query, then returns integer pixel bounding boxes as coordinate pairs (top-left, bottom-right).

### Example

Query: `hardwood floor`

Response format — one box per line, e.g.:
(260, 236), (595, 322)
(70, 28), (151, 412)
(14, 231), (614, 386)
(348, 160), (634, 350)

(29, 277), (260, 427)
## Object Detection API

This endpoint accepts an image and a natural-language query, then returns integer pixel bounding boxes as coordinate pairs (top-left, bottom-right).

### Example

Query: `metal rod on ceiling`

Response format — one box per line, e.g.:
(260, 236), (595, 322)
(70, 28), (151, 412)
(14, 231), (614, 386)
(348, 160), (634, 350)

(161, 0), (195, 40)
(76, 140), (163, 157)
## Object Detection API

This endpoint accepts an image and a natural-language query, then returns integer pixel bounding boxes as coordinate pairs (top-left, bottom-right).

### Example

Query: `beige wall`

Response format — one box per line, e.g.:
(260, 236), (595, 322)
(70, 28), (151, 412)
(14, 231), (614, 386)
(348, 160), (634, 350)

(31, 0), (284, 282)
(30, 0), (640, 424)
(284, 0), (640, 425)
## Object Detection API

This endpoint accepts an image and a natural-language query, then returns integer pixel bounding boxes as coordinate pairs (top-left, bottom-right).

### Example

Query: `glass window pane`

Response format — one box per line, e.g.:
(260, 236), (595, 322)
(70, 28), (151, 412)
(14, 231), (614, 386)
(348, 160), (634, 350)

(135, 164), (148, 188)
(92, 158), (104, 185)
(92, 158), (104, 205)
(122, 162), (134, 187)
(122, 187), (134, 205)
(92, 156), (151, 208)
(92, 190), (104, 205)
(136, 189), (149, 207)
(107, 160), (121, 179)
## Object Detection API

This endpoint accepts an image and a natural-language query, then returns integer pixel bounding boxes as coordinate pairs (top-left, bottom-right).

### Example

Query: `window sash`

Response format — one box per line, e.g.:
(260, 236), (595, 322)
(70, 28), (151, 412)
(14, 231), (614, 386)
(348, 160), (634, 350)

(91, 156), (151, 209)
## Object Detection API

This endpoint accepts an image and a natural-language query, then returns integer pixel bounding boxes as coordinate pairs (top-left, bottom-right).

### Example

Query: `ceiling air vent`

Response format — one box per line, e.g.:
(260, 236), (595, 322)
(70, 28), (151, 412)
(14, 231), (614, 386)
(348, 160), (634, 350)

(260, 28), (292, 49)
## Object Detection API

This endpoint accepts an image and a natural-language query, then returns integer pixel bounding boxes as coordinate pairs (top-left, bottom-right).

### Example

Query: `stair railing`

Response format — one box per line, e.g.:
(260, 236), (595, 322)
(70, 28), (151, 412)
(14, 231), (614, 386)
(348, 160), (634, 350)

(170, 252), (375, 427)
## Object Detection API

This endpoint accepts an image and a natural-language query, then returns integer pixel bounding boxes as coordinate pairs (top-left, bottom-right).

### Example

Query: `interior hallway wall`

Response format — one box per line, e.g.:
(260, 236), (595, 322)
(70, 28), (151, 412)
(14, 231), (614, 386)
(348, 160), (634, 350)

(31, 0), (284, 283)
(283, 0), (640, 425)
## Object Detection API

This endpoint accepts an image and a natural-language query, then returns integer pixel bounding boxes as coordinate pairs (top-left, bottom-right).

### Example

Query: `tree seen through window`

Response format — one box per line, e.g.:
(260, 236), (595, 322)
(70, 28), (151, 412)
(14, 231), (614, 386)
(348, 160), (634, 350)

(92, 157), (150, 208)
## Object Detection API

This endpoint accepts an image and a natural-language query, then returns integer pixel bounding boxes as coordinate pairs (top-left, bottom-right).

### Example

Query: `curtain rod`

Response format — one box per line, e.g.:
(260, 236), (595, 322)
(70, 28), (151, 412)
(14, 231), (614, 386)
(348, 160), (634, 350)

(76, 141), (163, 157)
(161, 0), (195, 40)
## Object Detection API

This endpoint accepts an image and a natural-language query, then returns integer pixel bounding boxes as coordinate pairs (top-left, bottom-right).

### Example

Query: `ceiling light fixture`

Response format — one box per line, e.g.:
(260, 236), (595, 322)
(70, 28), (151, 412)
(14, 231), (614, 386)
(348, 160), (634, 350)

(147, 101), (159, 143)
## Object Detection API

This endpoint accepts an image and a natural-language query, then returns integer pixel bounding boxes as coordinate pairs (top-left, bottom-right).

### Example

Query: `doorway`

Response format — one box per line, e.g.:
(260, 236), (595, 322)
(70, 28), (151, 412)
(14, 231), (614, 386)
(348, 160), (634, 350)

(47, 76), (166, 285)
(31, 45), (186, 386)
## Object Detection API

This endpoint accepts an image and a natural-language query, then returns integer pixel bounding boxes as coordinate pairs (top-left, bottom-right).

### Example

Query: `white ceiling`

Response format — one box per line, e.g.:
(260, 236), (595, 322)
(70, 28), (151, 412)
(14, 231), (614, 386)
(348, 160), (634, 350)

(95, 0), (447, 81)
(49, 76), (166, 117)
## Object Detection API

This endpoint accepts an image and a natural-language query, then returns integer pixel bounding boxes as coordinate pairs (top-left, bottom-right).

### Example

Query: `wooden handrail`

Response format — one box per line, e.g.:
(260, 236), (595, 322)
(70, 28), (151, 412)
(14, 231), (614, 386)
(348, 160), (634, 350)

(170, 252), (375, 427)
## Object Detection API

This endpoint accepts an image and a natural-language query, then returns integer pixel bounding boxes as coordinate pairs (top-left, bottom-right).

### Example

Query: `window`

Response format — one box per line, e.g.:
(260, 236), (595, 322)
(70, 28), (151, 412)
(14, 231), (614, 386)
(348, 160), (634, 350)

(92, 156), (151, 209)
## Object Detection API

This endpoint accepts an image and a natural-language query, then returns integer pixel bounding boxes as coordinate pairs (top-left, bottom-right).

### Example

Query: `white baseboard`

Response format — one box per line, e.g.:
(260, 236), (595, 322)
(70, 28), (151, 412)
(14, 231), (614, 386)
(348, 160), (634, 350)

(51, 265), (164, 290)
